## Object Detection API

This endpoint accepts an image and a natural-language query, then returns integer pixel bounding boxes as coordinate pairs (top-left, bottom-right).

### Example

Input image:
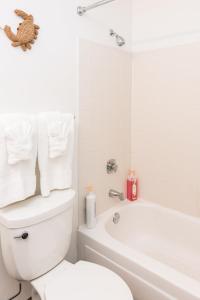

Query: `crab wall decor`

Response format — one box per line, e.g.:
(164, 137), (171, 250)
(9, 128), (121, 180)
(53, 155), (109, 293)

(4, 9), (40, 51)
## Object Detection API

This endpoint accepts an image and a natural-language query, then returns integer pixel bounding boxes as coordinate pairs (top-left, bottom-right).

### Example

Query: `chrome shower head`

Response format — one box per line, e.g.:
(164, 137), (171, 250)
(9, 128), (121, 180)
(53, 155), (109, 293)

(110, 29), (125, 47)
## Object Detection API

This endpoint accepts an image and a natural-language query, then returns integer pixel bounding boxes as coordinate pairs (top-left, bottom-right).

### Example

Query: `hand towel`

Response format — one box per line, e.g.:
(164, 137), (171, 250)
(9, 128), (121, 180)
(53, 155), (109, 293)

(5, 119), (33, 165)
(0, 114), (37, 208)
(48, 119), (70, 159)
(38, 112), (74, 197)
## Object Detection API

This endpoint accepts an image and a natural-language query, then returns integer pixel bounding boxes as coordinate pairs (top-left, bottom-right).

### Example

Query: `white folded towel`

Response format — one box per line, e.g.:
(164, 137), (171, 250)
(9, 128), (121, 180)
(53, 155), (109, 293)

(48, 119), (70, 159)
(38, 112), (74, 197)
(0, 114), (37, 208)
(5, 119), (33, 165)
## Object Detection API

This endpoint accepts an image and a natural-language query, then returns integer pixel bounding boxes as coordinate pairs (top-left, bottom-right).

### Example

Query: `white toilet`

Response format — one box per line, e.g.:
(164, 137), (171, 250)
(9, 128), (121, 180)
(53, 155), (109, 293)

(0, 189), (133, 300)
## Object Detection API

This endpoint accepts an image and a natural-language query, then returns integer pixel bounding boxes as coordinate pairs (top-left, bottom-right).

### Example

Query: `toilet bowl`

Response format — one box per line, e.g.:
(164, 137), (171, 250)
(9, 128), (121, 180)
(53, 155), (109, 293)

(0, 189), (133, 300)
(31, 260), (133, 300)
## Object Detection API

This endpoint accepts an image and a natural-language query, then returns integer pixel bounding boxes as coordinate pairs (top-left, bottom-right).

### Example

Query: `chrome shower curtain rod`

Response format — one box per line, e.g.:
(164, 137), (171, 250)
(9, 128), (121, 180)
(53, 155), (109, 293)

(77, 0), (116, 16)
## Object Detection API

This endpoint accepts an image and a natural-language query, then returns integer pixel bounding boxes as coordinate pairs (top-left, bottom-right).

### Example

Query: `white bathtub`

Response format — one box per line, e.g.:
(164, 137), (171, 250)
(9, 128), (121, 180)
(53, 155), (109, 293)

(78, 200), (200, 300)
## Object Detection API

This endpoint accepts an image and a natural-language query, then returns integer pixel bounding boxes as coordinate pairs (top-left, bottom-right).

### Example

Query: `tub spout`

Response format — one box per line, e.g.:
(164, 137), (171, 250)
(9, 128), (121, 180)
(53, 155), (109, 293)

(109, 189), (124, 201)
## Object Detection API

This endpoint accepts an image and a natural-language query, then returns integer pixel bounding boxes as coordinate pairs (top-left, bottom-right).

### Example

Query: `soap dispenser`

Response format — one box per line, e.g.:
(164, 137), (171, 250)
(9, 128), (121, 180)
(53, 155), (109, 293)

(85, 186), (96, 229)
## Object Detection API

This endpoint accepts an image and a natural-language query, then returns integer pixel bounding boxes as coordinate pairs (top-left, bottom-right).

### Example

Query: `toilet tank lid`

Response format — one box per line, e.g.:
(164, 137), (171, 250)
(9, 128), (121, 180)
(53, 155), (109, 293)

(0, 189), (75, 229)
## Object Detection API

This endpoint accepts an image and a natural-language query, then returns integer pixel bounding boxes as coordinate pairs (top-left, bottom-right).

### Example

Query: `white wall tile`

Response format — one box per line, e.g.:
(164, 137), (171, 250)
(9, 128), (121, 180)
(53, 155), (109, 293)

(132, 42), (200, 217)
(79, 39), (132, 225)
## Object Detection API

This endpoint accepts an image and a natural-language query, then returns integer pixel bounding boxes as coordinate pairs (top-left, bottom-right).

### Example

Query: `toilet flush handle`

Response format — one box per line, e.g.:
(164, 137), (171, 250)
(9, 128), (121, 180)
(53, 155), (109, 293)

(14, 232), (29, 240)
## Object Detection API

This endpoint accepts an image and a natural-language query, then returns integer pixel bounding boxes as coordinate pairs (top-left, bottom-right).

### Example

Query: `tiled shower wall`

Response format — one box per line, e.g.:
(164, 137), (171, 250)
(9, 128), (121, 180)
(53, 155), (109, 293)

(132, 42), (200, 217)
(78, 39), (132, 225)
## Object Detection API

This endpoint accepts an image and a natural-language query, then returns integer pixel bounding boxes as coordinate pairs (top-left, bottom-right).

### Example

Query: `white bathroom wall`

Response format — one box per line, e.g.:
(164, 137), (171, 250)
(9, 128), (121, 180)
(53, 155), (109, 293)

(0, 1), (78, 299)
(0, 1), (78, 114)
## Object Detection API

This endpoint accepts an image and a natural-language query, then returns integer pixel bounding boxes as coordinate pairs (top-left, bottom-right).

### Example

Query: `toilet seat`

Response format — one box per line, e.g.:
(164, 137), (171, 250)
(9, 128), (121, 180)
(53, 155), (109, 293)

(45, 261), (133, 300)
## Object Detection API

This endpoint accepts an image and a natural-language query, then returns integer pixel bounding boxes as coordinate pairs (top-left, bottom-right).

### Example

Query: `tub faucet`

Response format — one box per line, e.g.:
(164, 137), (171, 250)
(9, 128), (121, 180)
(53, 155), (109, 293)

(109, 189), (124, 201)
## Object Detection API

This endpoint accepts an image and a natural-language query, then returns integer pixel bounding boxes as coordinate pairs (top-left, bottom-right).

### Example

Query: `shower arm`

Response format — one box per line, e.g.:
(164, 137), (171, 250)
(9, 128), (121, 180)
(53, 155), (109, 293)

(77, 0), (116, 16)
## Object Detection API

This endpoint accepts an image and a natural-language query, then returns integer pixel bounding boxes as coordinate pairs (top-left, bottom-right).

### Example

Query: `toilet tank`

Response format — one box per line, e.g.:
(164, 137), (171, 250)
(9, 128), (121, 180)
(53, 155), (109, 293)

(0, 189), (75, 281)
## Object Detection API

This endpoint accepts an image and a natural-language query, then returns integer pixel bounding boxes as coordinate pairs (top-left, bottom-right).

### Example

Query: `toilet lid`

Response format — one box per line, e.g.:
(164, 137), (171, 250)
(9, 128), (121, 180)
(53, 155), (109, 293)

(45, 261), (133, 300)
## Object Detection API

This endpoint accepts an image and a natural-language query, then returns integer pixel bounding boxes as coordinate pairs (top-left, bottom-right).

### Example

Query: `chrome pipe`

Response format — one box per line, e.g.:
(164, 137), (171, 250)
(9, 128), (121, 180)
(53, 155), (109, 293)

(109, 189), (124, 201)
(77, 0), (116, 16)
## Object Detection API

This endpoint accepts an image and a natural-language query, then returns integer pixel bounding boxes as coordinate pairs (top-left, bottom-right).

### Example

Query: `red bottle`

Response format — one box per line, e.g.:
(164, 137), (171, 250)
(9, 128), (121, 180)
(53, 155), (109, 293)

(127, 170), (137, 201)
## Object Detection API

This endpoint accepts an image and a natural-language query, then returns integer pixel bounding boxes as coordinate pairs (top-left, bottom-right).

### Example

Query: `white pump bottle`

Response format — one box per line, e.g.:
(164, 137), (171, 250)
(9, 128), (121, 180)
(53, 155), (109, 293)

(85, 186), (96, 229)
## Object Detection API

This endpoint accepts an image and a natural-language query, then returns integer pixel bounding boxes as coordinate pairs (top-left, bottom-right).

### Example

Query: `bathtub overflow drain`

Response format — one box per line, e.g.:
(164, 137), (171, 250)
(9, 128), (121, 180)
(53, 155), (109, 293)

(113, 212), (120, 224)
